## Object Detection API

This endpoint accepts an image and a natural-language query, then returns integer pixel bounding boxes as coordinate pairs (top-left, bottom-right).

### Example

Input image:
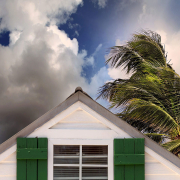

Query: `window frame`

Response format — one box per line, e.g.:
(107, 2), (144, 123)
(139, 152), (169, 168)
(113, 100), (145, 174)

(48, 139), (113, 180)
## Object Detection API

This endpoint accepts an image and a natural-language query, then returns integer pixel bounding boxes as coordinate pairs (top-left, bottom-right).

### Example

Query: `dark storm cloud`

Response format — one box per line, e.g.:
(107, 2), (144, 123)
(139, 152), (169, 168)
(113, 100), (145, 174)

(0, 0), (88, 143)
(0, 21), (108, 143)
(0, 38), (88, 143)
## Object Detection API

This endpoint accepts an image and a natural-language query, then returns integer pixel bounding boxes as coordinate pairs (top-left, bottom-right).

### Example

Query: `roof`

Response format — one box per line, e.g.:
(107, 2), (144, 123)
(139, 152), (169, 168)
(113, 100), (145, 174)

(0, 87), (180, 168)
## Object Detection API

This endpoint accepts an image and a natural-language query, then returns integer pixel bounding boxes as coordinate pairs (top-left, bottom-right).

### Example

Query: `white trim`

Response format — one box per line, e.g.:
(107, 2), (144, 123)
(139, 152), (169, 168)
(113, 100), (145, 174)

(0, 145), (16, 162)
(30, 129), (118, 139)
(145, 147), (180, 175)
(108, 141), (114, 180)
(48, 139), (53, 180)
(28, 101), (130, 139)
(76, 102), (131, 137)
(36, 103), (82, 130)
(54, 156), (79, 158)
(48, 139), (112, 180)
(53, 163), (108, 167)
(79, 145), (82, 180)
(50, 139), (112, 145)
(53, 178), (107, 180)
(54, 164), (80, 167)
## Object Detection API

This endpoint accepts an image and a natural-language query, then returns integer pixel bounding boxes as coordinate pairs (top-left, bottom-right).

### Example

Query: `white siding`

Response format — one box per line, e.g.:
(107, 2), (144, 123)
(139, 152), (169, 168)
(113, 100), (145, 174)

(146, 175), (180, 180)
(0, 102), (180, 180)
(50, 109), (110, 130)
(0, 177), (16, 180)
(1, 151), (179, 180)
(0, 152), (16, 180)
(145, 153), (180, 179)
(146, 162), (176, 175)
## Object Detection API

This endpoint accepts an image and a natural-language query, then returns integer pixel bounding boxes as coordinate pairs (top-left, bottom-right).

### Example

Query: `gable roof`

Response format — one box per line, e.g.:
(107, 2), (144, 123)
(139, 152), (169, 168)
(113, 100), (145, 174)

(0, 87), (180, 168)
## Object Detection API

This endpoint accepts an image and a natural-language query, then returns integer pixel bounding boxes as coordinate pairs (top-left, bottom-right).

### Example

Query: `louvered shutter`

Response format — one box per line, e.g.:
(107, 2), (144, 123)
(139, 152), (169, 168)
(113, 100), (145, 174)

(17, 138), (48, 180)
(114, 138), (144, 180)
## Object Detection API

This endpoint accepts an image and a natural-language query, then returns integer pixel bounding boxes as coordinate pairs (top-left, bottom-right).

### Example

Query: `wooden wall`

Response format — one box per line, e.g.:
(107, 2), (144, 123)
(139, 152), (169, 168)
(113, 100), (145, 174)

(0, 103), (180, 180)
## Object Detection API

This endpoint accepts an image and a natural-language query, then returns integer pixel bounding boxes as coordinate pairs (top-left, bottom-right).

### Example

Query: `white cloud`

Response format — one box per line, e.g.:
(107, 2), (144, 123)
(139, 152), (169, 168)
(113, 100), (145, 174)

(156, 30), (167, 43)
(108, 67), (130, 80)
(93, 0), (108, 8)
(156, 30), (180, 75)
(138, 4), (147, 23)
(74, 30), (79, 37)
(94, 43), (102, 54)
(85, 43), (102, 66)
(0, 0), (111, 143)
(9, 30), (22, 45)
(107, 40), (129, 80)
(115, 39), (122, 46)
(98, 0), (107, 8)
(86, 66), (109, 98)
(0, 0), (82, 31)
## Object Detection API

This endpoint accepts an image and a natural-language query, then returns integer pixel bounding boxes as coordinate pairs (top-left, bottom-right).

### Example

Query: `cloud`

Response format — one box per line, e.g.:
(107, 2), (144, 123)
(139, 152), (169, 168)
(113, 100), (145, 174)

(106, 40), (130, 80)
(93, 0), (108, 8)
(0, 0), (111, 143)
(0, 0), (83, 31)
(108, 67), (130, 80)
(86, 66), (109, 98)
(94, 43), (102, 54)
(115, 39), (123, 46)
(156, 30), (180, 75)
(85, 43), (102, 66)
(138, 4), (147, 23)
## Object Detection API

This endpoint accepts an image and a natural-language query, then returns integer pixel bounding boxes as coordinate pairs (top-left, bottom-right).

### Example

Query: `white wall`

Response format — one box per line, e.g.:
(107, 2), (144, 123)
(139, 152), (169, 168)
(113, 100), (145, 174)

(0, 102), (180, 180)
(0, 152), (16, 180)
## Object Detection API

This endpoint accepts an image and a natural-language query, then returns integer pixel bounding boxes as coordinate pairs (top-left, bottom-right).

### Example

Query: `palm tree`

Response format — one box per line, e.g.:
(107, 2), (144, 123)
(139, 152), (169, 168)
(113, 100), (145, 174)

(98, 30), (180, 156)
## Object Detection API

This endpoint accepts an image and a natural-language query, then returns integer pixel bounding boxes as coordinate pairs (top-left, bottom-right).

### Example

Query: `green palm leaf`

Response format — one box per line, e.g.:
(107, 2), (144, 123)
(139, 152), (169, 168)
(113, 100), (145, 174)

(98, 30), (180, 156)
(162, 139), (180, 155)
(145, 133), (168, 143)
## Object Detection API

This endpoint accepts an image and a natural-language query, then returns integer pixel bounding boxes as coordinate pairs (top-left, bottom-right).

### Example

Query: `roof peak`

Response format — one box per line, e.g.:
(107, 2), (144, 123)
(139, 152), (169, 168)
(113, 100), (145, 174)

(75, 87), (83, 93)
(67, 87), (92, 100)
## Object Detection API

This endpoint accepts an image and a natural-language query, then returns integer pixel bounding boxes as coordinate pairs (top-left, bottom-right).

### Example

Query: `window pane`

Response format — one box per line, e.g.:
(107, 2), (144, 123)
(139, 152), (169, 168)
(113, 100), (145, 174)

(82, 167), (108, 179)
(54, 166), (79, 179)
(82, 157), (107, 164)
(54, 157), (79, 164)
(82, 146), (108, 165)
(54, 145), (80, 156)
(54, 145), (80, 164)
(82, 146), (108, 155)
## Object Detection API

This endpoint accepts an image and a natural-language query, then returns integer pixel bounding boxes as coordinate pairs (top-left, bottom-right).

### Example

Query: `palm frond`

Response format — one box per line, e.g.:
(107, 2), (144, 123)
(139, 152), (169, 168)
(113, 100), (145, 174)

(106, 30), (168, 74)
(121, 99), (179, 133)
(162, 139), (180, 155)
(144, 133), (168, 143)
(98, 30), (180, 156)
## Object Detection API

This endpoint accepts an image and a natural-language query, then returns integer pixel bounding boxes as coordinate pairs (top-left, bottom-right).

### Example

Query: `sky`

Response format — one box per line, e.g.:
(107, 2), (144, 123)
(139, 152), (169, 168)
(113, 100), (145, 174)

(0, 0), (180, 143)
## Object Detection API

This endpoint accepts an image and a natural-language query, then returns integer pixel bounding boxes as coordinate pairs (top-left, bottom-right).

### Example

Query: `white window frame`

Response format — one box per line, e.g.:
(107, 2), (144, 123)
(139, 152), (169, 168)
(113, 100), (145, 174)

(48, 139), (113, 180)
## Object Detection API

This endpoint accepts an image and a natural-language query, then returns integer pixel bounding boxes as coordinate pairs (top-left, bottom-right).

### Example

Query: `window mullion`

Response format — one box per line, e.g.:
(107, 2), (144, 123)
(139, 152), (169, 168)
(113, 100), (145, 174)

(79, 145), (82, 180)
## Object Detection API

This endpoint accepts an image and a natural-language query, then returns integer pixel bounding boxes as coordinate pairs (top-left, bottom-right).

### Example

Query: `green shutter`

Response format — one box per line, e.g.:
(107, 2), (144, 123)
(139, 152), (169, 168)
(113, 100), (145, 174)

(114, 138), (144, 180)
(17, 138), (48, 180)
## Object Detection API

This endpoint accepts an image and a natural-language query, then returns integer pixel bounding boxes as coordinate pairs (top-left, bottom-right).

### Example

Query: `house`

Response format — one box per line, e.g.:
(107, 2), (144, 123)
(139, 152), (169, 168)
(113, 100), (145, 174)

(0, 87), (180, 180)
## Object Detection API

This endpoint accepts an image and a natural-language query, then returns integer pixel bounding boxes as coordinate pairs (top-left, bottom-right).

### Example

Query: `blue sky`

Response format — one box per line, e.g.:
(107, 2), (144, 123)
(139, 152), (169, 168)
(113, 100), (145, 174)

(0, 0), (180, 143)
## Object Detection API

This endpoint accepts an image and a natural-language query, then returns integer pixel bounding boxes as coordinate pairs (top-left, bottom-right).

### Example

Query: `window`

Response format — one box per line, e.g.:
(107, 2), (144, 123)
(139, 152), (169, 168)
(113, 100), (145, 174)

(53, 145), (108, 180)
